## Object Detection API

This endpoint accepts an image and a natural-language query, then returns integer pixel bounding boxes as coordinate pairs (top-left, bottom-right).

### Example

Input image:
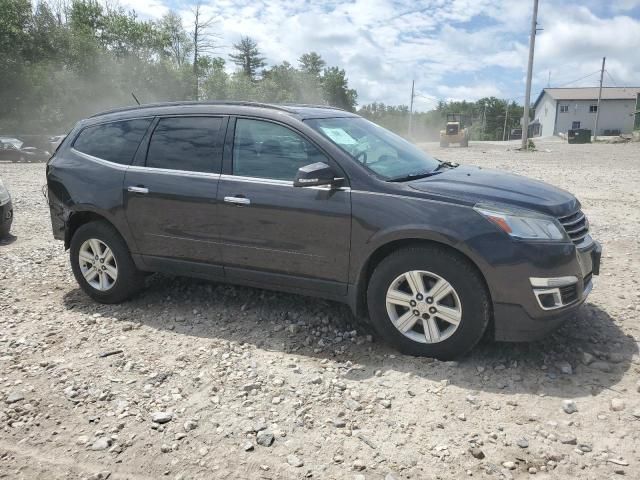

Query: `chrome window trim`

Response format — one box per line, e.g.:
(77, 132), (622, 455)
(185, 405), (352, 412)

(128, 164), (220, 179)
(72, 148), (221, 179)
(71, 148), (128, 170)
(219, 174), (350, 191)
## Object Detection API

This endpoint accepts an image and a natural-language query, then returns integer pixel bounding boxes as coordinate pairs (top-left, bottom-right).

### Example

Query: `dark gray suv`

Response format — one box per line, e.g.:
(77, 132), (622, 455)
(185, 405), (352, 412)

(46, 102), (601, 359)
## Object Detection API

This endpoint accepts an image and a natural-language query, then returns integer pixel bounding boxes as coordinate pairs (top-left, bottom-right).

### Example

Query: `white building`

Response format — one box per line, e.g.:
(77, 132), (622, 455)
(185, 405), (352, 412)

(533, 87), (640, 137)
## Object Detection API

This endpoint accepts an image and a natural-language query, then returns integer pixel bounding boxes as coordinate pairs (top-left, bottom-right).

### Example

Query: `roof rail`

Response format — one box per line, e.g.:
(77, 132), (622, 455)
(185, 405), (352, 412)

(282, 103), (347, 112)
(89, 100), (299, 118)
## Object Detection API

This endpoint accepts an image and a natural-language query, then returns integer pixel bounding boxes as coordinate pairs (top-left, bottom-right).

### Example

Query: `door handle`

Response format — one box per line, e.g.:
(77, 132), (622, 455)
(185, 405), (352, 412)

(128, 186), (149, 194)
(224, 196), (251, 205)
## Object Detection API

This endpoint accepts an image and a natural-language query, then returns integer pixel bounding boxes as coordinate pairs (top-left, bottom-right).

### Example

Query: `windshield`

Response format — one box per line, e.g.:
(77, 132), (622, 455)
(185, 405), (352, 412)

(305, 117), (440, 180)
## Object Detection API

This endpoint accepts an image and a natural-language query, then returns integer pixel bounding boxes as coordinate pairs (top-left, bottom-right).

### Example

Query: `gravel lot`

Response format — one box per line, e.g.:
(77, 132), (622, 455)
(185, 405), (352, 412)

(1, 138), (639, 480)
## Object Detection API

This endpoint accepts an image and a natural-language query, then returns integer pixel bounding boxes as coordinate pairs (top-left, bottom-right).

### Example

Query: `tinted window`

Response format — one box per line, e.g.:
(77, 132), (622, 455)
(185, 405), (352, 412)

(146, 116), (222, 173)
(233, 119), (327, 181)
(74, 118), (151, 165)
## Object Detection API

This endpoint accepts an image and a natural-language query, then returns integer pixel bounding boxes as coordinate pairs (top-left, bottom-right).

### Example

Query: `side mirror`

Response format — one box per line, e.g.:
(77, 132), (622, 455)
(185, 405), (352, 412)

(293, 162), (340, 187)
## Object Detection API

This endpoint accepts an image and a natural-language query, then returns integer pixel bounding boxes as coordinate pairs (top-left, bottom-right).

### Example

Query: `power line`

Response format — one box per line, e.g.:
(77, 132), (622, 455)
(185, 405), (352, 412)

(555, 70), (602, 88)
(604, 69), (618, 87)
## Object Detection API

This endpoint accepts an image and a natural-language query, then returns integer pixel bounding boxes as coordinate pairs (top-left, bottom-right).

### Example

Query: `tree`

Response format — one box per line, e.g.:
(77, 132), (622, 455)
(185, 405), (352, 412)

(322, 66), (357, 111)
(158, 11), (191, 67)
(190, 3), (218, 99)
(229, 36), (265, 80)
(298, 52), (325, 77)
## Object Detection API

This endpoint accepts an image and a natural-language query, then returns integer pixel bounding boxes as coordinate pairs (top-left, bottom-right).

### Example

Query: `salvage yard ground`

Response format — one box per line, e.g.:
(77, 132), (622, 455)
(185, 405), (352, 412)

(1, 138), (639, 480)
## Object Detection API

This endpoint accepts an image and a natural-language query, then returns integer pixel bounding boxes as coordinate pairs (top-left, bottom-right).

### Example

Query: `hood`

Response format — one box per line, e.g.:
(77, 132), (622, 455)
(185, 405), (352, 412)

(408, 165), (579, 217)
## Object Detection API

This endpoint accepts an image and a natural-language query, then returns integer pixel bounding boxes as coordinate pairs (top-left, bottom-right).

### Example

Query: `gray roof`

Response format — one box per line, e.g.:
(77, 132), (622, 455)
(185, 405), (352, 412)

(534, 87), (640, 108)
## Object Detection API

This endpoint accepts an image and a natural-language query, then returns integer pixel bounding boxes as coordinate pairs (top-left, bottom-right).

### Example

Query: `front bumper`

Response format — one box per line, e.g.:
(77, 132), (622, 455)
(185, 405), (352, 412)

(492, 241), (601, 341)
(0, 199), (13, 234)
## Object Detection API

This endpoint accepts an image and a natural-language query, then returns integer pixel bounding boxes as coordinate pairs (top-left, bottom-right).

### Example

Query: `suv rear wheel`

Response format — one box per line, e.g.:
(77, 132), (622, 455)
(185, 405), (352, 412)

(70, 221), (144, 303)
(367, 246), (490, 359)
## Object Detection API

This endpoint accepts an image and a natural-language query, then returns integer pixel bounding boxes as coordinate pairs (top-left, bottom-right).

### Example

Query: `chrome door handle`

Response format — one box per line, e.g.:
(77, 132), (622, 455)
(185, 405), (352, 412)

(224, 196), (250, 205)
(128, 186), (149, 194)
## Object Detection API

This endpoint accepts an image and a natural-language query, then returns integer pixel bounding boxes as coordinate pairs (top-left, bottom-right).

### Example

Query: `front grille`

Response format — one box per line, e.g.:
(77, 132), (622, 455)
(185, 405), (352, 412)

(558, 210), (589, 244)
(559, 284), (578, 304)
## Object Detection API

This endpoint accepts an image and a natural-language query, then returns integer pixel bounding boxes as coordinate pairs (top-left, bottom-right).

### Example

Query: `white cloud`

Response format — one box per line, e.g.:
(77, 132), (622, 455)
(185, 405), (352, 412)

(111, 0), (640, 108)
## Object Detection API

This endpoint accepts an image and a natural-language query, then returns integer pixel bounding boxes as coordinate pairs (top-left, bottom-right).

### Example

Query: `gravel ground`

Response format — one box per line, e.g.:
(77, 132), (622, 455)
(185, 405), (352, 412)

(1, 137), (639, 480)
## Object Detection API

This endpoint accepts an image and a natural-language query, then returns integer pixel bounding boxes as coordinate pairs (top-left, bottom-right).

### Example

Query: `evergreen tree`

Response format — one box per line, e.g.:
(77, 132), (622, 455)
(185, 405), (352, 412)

(228, 36), (265, 80)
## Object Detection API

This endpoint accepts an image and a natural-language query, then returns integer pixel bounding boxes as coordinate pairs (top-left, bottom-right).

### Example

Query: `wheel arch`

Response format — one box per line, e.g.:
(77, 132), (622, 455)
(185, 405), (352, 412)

(351, 237), (493, 322)
(65, 210), (126, 250)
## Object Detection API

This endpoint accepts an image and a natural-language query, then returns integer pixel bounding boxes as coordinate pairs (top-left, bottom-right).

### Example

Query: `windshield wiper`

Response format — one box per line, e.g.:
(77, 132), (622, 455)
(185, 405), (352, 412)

(388, 171), (441, 182)
(433, 160), (459, 172)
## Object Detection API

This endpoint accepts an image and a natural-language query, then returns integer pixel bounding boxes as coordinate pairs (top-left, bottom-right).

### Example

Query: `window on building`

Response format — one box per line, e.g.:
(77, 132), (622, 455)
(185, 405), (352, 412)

(589, 105), (598, 113)
(559, 105), (569, 113)
(572, 121), (581, 129)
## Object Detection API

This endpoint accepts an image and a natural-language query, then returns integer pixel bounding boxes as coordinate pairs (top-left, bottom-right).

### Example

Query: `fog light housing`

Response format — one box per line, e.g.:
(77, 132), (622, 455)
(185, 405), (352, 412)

(530, 276), (579, 310)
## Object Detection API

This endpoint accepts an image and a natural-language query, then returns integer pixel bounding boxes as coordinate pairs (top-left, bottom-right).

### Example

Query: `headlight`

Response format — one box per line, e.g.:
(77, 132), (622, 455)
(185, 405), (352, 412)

(0, 179), (10, 205)
(474, 203), (566, 241)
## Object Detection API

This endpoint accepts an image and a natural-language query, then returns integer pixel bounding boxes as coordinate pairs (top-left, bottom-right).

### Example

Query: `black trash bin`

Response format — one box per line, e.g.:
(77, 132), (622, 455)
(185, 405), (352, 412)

(567, 129), (592, 144)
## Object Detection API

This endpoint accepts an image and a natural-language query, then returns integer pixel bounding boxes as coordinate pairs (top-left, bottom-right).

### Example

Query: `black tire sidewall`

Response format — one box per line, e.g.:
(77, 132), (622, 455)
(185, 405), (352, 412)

(69, 221), (142, 303)
(367, 247), (489, 359)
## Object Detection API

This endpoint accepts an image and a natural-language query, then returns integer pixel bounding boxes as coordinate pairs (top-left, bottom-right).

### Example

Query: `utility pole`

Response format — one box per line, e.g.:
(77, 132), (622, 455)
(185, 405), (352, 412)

(521, 0), (539, 150)
(408, 79), (415, 138)
(593, 57), (606, 141)
(503, 101), (509, 141)
(481, 102), (487, 140)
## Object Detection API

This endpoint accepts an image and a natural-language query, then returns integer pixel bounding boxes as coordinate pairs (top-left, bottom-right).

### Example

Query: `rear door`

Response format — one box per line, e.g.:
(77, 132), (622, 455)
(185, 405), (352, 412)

(217, 117), (351, 295)
(123, 115), (227, 268)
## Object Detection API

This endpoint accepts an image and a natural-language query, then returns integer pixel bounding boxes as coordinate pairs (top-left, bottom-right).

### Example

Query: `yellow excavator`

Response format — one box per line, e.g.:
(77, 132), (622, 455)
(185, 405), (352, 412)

(440, 113), (470, 148)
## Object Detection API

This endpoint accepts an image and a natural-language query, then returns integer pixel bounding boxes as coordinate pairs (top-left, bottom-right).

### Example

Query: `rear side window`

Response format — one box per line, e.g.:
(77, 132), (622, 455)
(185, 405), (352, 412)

(146, 116), (222, 173)
(74, 118), (151, 165)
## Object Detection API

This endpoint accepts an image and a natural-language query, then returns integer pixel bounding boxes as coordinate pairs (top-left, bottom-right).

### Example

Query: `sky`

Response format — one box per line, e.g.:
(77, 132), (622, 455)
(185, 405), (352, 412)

(118, 0), (640, 110)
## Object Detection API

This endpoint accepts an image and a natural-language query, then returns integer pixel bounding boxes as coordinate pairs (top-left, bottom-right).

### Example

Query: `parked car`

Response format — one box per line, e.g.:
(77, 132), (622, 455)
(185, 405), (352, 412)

(46, 102), (601, 359)
(0, 136), (23, 148)
(510, 128), (522, 140)
(0, 177), (13, 238)
(0, 138), (50, 162)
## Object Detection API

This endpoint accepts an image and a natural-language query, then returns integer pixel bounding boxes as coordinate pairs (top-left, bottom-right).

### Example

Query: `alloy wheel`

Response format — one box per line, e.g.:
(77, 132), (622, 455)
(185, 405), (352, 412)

(385, 270), (462, 344)
(78, 238), (118, 291)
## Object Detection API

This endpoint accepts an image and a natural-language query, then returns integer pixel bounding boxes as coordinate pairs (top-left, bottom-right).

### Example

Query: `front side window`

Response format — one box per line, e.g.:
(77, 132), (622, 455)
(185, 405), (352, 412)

(306, 116), (439, 181)
(146, 116), (222, 173)
(74, 118), (152, 165)
(233, 118), (327, 181)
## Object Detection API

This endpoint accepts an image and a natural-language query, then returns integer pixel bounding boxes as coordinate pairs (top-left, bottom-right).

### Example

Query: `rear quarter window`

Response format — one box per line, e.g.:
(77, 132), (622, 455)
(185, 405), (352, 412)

(73, 118), (152, 165)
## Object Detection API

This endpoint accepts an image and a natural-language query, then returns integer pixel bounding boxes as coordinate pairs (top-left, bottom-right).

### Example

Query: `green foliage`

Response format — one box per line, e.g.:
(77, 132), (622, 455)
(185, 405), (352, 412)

(0, 2), (359, 134)
(228, 36), (266, 81)
(358, 97), (524, 141)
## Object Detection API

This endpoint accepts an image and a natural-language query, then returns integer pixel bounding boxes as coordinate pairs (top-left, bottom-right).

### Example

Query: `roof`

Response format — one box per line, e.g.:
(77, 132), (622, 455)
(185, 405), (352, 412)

(88, 101), (357, 122)
(534, 87), (640, 108)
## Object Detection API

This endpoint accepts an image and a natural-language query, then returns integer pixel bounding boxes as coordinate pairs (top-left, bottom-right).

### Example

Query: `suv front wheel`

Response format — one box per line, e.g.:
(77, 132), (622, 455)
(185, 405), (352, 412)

(367, 246), (490, 359)
(70, 221), (145, 303)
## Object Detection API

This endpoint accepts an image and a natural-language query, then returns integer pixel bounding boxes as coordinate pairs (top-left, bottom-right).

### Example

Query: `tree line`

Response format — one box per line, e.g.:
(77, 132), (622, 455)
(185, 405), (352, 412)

(359, 98), (525, 141)
(0, 0), (357, 134)
(1, 0), (522, 142)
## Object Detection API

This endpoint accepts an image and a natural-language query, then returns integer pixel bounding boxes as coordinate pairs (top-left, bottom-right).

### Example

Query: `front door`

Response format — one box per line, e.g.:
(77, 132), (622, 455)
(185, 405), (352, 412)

(217, 117), (351, 295)
(124, 115), (226, 267)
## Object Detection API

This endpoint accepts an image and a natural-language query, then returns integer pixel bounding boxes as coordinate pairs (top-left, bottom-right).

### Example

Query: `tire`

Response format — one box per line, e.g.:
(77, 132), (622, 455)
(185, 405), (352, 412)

(70, 220), (145, 303)
(366, 246), (490, 359)
(0, 223), (10, 238)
